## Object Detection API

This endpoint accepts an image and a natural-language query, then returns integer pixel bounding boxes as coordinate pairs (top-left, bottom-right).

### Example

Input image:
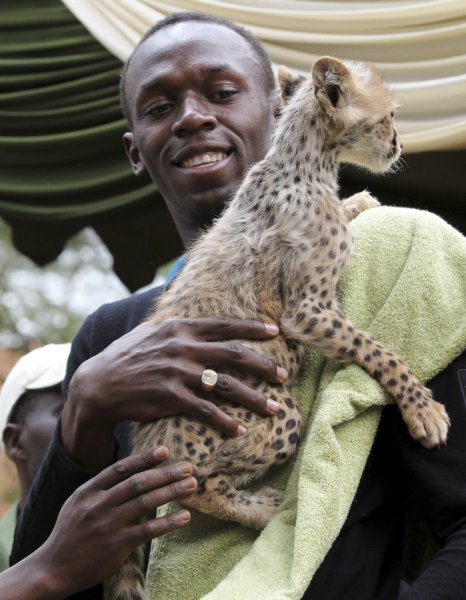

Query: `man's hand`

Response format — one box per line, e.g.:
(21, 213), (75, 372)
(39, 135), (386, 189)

(1, 448), (195, 600)
(62, 317), (288, 469)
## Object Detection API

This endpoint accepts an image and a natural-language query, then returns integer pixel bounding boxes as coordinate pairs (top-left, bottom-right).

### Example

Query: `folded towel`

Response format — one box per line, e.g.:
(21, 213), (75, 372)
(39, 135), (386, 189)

(147, 207), (466, 600)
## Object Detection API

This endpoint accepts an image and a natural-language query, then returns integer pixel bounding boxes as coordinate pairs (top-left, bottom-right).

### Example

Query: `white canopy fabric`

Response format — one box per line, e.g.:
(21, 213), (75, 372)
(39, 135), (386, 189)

(61, 0), (466, 153)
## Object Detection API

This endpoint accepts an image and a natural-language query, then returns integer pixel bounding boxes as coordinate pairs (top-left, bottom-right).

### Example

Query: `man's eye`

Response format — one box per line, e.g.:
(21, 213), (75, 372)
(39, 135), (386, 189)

(146, 102), (172, 116)
(211, 89), (237, 101)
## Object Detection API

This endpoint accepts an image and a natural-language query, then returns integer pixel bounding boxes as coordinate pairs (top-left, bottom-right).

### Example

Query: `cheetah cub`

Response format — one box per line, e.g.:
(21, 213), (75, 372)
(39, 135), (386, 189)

(105, 57), (449, 600)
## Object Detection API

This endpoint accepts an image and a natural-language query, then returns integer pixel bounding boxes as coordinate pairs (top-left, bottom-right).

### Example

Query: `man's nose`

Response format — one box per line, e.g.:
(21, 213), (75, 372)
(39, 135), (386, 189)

(172, 96), (217, 136)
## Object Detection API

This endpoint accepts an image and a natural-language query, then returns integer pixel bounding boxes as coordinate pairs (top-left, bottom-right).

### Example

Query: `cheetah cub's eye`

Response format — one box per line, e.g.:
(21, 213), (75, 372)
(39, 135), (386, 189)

(390, 112), (395, 118)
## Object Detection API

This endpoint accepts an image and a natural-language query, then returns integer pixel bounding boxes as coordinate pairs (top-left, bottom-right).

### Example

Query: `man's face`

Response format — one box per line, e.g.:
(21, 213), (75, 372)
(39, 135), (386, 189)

(124, 21), (279, 244)
(20, 389), (64, 479)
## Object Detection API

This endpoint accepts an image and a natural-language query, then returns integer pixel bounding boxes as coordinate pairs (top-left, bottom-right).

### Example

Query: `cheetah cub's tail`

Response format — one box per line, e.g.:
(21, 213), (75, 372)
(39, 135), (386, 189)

(104, 546), (145, 600)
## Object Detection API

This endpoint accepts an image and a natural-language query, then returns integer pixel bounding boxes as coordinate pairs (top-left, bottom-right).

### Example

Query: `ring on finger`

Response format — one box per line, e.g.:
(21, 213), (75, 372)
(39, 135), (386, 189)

(201, 368), (218, 392)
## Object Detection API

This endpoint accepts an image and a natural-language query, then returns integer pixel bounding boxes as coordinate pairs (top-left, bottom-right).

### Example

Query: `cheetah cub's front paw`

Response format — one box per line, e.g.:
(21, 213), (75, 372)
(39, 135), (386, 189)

(402, 386), (450, 449)
(342, 191), (381, 221)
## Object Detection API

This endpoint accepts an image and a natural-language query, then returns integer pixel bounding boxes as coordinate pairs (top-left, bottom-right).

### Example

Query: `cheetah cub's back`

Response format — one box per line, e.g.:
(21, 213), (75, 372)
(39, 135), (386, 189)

(104, 56), (449, 600)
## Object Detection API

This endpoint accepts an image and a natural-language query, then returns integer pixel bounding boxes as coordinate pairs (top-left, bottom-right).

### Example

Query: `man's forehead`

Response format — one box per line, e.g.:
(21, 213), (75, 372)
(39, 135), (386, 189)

(129, 21), (263, 81)
(143, 20), (251, 52)
(29, 388), (64, 404)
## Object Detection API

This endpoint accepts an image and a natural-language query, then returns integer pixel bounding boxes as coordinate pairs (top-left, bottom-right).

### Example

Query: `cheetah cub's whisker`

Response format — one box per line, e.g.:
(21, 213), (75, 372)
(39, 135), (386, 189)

(105, 56), (450, 600)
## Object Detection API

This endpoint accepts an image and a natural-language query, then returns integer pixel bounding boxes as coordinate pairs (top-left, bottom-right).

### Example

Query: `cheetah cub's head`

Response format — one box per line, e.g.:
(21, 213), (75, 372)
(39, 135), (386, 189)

(279, 56), (402, 173)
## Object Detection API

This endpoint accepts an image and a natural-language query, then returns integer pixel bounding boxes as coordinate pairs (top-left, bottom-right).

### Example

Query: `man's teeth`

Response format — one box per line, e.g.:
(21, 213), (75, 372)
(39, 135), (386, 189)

(183, 152), (226, 168)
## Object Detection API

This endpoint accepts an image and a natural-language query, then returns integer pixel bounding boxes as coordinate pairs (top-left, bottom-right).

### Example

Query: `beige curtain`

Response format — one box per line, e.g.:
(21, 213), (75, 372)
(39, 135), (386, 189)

(61, 0), (466, 153)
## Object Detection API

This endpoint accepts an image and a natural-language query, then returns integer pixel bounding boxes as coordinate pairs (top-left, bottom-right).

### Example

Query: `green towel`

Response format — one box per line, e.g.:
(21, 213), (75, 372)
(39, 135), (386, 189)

(146, 207), (466, 600)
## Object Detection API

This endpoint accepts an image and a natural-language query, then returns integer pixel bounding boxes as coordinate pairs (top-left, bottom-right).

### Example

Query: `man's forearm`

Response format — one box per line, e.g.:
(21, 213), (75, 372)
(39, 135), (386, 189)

(60, 399), (116, 472)
(0, 550), (68, 600)
(61, 365), (117, 471)
(10, 422), (97, 565)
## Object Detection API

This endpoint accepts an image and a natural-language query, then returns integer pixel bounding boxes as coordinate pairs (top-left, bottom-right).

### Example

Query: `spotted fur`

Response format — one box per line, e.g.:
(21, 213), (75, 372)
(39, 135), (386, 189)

(105, 56), (449, 600)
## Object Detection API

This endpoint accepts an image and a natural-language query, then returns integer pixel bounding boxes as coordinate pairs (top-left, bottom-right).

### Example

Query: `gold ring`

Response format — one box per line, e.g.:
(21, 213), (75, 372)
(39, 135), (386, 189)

(201, 368), (218, 392)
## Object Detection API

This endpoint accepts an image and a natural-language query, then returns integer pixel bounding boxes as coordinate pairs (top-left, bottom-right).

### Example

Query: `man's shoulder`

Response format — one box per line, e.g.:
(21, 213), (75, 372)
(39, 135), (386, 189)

(77, 284), (165, 354)
(343, 206), (466, 300)
(92, 284), (164, 328)
(350, 206), (464, 250)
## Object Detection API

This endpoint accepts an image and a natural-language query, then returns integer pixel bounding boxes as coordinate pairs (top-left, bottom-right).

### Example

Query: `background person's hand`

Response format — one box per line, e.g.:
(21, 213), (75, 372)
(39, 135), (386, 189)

(32, 447), (195, 598)
(63, 317), (288, 469)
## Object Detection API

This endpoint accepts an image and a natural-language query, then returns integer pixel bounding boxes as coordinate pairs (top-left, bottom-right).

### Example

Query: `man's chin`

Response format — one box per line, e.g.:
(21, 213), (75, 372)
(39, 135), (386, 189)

(172, 177), (241, 210)
(201, 180), (241, 209)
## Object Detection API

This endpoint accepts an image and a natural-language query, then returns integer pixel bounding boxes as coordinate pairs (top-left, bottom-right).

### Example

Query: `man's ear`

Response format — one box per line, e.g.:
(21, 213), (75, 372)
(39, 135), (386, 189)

(123, 132), (147, 176)
(270, 90), (282, 121)
(312, 56), (352, 110)
(278, 66), (306, 102)
(2, 424), (26, 463)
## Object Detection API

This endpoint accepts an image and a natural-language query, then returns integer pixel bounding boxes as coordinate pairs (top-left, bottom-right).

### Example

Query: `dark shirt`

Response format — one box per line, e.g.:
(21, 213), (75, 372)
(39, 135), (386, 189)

(10, 285), (466, 600)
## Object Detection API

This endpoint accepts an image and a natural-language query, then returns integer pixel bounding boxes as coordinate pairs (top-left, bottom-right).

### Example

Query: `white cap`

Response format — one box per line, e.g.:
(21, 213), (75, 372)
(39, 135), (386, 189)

(0, 343), (71, 447)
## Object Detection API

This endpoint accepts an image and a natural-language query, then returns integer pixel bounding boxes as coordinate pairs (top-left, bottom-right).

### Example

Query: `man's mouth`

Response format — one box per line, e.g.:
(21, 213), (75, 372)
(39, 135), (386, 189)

(181, 151), (227, 169)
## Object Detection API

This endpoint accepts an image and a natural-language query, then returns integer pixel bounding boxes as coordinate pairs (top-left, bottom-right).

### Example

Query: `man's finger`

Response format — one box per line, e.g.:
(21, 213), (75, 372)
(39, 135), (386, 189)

(88, 447), (170, 491)
(184, 317), (279, 342)
(195, 341), (288, 384)
(132, 510), (192, 546)
(185, 394), (246, 436)
(200, 372), (279, 416)
(108, 461), (195, 507)
(121, 475), (197, 522)
(166, 387), (243, 437)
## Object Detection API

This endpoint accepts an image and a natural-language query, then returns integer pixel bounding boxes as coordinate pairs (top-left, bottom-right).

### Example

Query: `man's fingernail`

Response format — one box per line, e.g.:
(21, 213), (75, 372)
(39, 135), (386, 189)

(181, 477), (197, 491)
(236, 425), (247, 436)
(178, 462), (193, 476)
(264, 323), (279, 334)
(277, 367), (288, 382)
(267, 399), (279, 413)
(173, 510), (191, 524)
(154, 446), (169, 460)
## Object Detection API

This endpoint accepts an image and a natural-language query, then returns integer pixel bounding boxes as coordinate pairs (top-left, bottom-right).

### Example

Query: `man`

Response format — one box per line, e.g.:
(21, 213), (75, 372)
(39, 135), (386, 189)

(10, 12), (466, 600)
(0, 343), (70, 571)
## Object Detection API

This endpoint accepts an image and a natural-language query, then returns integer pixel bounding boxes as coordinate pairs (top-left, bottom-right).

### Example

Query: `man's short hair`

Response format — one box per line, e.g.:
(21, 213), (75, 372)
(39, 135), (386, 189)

(119, 11), (276, 125)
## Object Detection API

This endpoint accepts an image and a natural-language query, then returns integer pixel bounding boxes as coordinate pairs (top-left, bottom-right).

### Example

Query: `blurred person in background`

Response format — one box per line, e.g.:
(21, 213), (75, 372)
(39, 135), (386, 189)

(0, 343), (70, 571)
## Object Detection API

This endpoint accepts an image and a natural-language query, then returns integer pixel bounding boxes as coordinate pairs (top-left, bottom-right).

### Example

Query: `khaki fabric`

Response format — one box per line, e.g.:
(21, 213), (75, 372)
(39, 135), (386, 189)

(61, 0), (466, 152)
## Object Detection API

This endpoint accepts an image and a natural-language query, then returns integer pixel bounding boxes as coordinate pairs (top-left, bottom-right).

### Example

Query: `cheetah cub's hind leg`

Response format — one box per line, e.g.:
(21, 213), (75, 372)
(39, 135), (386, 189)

(180, 475), (285, 530)
(300, 307), (450, 448)
(342, 191), (381, 221)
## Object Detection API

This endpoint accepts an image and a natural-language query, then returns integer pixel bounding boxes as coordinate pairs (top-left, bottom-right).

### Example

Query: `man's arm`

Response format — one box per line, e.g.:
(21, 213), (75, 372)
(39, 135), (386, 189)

(2, 448), (195, 600)
(394, 350), (466, 599)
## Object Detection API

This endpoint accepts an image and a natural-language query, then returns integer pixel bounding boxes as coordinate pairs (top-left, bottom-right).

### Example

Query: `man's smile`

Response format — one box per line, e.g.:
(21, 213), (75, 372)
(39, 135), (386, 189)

(171, 143), (233, 170)
(182, 151), (227, 169)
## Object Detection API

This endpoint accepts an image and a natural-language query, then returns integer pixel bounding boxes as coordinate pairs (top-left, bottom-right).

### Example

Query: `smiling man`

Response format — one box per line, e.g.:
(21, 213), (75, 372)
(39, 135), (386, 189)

(122, 17), (279, 247)
(9, 11), (466, 600)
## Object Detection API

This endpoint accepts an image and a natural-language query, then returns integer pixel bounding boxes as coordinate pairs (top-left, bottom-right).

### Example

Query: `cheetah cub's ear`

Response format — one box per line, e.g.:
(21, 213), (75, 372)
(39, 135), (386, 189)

(312, 56), (353, 117)
(278, 66), (306, 102)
